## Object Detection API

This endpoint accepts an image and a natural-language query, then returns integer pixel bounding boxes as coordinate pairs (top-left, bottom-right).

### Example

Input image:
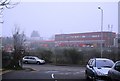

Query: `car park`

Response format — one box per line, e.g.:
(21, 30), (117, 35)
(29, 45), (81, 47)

(108, 61), (120, 81)
(85, 58), (114, 81)
(22, 56), (45, 64)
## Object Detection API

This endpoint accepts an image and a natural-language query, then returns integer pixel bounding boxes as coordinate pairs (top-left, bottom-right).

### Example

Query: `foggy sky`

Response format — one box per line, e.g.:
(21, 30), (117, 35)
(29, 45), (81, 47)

(2, 1), (118, 39)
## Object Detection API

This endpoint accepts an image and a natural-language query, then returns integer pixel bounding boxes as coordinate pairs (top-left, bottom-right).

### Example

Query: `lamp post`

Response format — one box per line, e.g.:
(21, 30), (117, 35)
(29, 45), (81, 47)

(98, 6), (103, 58)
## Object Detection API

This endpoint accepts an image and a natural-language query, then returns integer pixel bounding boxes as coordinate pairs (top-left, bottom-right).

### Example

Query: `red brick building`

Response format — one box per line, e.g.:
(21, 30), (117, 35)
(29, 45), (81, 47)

(55, 32), (116, 48)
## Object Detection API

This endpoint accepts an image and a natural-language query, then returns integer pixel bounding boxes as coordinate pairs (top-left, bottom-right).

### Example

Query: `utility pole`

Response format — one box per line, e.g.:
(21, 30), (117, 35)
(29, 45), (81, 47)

(98, 6), (103, 58)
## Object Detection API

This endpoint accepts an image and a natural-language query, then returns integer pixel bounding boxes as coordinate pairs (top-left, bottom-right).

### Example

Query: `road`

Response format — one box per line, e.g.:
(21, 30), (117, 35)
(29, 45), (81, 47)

(2, 64), (85, 80)
(2, 64), (103, 81)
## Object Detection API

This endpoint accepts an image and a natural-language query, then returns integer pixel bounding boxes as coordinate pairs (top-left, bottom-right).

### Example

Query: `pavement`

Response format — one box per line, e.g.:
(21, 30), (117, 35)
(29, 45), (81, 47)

(0, 69), (12, 81)
(0, 69), (12, 75)
(0, 67), (35, 76)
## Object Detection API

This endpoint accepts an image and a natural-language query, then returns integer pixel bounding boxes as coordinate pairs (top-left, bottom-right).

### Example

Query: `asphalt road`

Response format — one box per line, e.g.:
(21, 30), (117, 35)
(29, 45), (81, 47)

(2, 64), (104, 81)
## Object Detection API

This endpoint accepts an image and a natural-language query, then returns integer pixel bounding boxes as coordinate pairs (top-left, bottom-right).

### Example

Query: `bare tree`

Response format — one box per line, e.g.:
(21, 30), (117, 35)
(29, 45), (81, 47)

(12, 26), (26, 69)
(0, 0), (20, 23)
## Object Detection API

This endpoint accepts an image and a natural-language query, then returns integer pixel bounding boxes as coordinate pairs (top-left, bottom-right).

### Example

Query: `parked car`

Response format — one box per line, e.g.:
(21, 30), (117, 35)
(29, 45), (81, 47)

(22, 56), (45, 64)
(85, 58), (114, 81)
(108, 61), (120, 81)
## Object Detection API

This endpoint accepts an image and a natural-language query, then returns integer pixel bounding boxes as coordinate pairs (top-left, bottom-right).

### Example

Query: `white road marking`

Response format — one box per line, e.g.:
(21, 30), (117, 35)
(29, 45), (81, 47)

(51, 73), (55, 79)
(46, 71), (58, 73)
(81, 70), (85, 73)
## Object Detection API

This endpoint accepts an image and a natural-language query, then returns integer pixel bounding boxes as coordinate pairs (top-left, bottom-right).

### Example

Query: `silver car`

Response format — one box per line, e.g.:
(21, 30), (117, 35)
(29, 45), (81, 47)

(22, 56), (45, 64)
(85, 58), (114, 81)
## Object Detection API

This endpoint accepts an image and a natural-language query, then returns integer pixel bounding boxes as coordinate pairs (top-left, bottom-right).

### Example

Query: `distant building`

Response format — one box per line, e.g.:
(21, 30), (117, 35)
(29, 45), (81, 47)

(30, 30), (43, 40)
(3, 44), (14, 52)
(31, 30), (40, 37)
(55, 32), (116, 48)
(39, 40), (55, 48)
(114, 34), (120, 48)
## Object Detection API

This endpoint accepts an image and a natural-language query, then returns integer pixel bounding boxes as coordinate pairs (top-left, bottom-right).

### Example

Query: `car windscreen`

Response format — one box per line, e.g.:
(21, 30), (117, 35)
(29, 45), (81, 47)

(96, 60), (114, 68)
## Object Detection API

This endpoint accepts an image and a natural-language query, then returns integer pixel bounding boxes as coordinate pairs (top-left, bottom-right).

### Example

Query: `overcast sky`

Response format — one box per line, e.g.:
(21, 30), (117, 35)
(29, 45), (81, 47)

(1, 0), (119, 39)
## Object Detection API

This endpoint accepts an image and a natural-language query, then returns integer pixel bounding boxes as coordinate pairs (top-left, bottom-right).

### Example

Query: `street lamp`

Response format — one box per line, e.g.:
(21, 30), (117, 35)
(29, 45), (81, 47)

(98, 6), (103, 58)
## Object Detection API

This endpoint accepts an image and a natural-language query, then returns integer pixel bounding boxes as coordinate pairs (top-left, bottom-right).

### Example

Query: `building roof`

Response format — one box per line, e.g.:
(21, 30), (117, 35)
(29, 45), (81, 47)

(55, 31), (116, 36)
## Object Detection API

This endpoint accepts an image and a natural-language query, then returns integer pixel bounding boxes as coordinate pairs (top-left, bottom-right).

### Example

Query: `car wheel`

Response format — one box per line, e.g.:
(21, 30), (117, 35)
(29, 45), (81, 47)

(85, 74), (89, 80)
(25, 61), (28, 64)
(92, 76), (97, 81)
(85, 71), (89, 80)
(107, 78), (112, 81)
(37, 61), (41, 65)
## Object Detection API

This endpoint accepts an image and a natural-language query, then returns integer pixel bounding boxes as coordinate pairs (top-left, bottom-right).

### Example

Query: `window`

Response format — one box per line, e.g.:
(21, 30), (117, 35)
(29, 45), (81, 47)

(118, 38), (120, 43)
(82, 36), (85, 38)
(30, 57), (36, 60)
(24, 57), (29, 59)
(114, 62), (120, 72)
(88, 59), (94, 66)
(92, 35), (99, 38)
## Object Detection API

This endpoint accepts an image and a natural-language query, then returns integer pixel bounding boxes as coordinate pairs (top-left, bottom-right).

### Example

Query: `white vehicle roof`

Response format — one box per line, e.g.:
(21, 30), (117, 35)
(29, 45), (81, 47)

(24, 56), (37, 57)
(92, 58), (113, 61)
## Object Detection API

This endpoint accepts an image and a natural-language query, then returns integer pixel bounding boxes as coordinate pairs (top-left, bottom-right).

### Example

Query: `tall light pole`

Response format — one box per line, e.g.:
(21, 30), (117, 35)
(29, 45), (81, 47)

(98, 6), (103, 58)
